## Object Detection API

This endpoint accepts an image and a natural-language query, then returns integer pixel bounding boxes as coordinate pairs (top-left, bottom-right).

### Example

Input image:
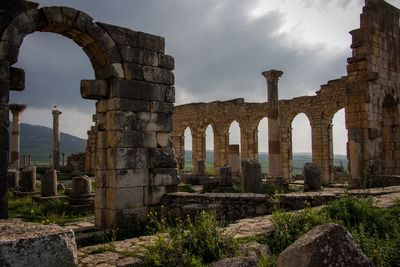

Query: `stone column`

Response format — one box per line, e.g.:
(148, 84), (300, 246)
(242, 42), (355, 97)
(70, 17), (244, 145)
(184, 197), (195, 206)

(262, 70), (283, 179)
(52, 107), (62, 171)
(9, 104), (26, 171)
(27, 155), (31, 166)
(22, 155), (26, 168)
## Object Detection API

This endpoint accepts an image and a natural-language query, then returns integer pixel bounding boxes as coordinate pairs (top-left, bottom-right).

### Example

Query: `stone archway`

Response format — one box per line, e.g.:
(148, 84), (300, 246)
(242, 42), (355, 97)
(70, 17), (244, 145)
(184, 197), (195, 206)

(0, 1), (178, 229)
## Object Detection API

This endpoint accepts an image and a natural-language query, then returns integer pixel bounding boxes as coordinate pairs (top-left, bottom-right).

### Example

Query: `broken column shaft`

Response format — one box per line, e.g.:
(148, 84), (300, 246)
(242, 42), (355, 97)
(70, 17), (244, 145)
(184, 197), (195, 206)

(262, 70), (283, 179)
(9, 104), (26, 171)
(52, 108), (62, 171)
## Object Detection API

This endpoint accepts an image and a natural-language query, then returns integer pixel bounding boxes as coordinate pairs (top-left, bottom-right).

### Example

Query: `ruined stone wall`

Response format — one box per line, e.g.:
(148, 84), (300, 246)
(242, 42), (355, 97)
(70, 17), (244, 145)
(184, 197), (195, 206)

(173, 78), (346, 184)
(0, 0), (179, 228)
(346, 0), (400, 186)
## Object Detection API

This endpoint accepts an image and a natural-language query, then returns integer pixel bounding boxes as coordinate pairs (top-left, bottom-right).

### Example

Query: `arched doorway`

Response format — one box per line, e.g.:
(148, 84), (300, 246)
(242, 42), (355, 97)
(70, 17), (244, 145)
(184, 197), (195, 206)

(291, 113), (312, 177)
(332, 108), (348, 182)
(184, 127), (193, 172)
(228, 120), (241, 175)
(257, 117), (268, 175)
(205, 124), (215, 174)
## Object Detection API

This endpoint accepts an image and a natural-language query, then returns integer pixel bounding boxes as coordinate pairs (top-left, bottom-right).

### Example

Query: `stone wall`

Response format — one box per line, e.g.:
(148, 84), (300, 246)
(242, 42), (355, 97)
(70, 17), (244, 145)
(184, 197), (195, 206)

(173, 78), (346, 184)
(0, 0), (179, 228)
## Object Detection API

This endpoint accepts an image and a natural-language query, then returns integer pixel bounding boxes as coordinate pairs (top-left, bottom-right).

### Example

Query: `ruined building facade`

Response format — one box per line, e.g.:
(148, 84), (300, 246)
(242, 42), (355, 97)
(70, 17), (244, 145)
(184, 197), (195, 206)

(173, 0), (400, 187)
(0, 1), (179, 228)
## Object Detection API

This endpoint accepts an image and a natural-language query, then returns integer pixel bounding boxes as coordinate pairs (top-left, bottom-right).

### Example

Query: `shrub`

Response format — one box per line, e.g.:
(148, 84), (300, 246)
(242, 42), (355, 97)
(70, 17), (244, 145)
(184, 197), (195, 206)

(144, 211), (237, 266)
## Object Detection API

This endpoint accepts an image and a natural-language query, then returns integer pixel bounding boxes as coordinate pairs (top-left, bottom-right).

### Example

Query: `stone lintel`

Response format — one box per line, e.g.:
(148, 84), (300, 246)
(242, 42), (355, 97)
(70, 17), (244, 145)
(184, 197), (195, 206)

(80, 79), (109, 100)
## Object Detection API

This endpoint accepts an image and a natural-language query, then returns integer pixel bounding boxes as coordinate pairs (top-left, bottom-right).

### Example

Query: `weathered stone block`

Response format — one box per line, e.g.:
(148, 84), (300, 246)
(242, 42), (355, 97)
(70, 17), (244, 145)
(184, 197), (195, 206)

(150, 101), (174, 114)
(165, 86), (175, 102)
(0, 60), (10, 79)
(220, 166), (232, 187)
(110, 63), (125, 78)
(109, 79), (165, 101)
(108, 169), (149, 188)
(241, 160), (262, 194)
(71, 176), (91, 196)
(9, 67), (24, 91)
(0, 41), (19, 64)
(149, 148), (177, 168)
(0, 79), (9, 103)
(107, 97), (151, 112)
(80, 79), (109, 100)
(107, 148), (148, 169)
(156, 132), (171, 147)
(150, 168), (179, 186)
(159, 54), (174, 70)
(0, 220), (78, 267)
(144, 186), (166, 205)
(20, 165), (36, 192)
(107, 187), (144, 210)
(122, 62), (143, 80)
(95, 187), (106, 209)
(276, 224), (373, 267)
(41, 170), (57, 197)
(143, 50), (159, 67)
(138, 32), (165, 53)
(195, 160), (206, 174)
(7, 169), (18, 188)
(303, 163), (321, 191)
(143, 66), (174, 85)
(119, 46), (143, 63)
(107, 130), (156, 148)
(106, 110), (172, 132)
(97, 22), (138, 46)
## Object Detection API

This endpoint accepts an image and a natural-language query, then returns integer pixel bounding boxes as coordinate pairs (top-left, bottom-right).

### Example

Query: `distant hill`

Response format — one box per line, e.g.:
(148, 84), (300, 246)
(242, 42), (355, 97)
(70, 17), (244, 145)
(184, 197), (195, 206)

(9, 123), (86, 164)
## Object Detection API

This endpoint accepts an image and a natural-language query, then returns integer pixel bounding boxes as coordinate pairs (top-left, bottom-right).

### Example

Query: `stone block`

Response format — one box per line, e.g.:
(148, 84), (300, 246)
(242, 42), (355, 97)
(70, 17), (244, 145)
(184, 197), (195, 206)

(95, 187), (107, 209)
(106, 187), (144, 210)
(122, 62), (143, 80)
(0, 41), (19, 64)
(7, 169), (18, 188)
(220, 166), (232, 187)
(0, 60), (10, 79)
(106, 110), (172, 132)
(109, 79), (165, 101)
(97, 22), (138, 46)
(0, 220), (78, 267)
(143, 50), (159, 66)
(195, 160), (206, 174)
(156, 132), (171, 147)
(150, 101), (174, 114)
(96, 131), (107, 149)
(158, 54), (174, 70)
(107, 97), (151, 112)
(9, 67), (24, 91)
(41, 170), (57, 197)
(110, 63), (125, 78)
(20, 165), (36, 192)
(95, 148), (107, 167)
(119, 46), (143, 63)
(241, 160), (262, 194)
(107, 130), (156, 148)
(165, 86), (175, 102)
(105, 46), (122, 63)
(138, 32), (165, 53)
(149, 148), (177, 168)
(80, 79), (109, 100)
(0, 79), (9, 103)
(108, 169), (149, 188)
(143, 66), (174, 85)
(95, 169), (108, 188)
(144, 186), (166, 205)
(115, 206), (149, 225)
(150, 168), (179, 186)
(107, 148), (148, 169)
(71, 175), (91, 196)
(303, 163), (321, 191)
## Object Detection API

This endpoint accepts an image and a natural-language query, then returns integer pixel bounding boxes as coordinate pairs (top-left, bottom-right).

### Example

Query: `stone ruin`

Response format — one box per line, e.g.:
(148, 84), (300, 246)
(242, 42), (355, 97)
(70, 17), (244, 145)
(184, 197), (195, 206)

(0, 0), (178, 229)
(172, 0), (400, 190)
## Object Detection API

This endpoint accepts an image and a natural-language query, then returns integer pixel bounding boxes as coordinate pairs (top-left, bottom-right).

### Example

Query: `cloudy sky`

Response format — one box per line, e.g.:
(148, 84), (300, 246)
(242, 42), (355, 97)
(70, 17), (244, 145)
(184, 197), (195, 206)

(10, 0), (400, 155)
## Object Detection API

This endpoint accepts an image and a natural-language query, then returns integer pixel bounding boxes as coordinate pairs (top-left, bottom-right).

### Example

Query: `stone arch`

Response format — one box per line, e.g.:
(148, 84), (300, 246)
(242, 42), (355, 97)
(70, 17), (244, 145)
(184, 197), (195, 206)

(0, 2), (177, 229)
(257, 117), (268, 174)
(290, 112), (312, 177)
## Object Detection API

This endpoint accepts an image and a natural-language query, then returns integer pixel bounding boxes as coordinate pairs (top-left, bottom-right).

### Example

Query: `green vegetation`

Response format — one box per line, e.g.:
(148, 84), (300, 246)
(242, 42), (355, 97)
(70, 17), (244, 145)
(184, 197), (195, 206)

(8, 191), (92, 225)
(143, 211), (237, 267)
(261, 197), (400, 267)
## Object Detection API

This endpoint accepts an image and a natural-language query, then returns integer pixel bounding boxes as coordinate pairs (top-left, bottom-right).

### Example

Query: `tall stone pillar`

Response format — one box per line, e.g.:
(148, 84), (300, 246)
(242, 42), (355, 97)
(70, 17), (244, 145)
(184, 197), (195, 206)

(52, 107), (62, 171)
(262, 70), (283, 179)
(9, 104), (26, 171)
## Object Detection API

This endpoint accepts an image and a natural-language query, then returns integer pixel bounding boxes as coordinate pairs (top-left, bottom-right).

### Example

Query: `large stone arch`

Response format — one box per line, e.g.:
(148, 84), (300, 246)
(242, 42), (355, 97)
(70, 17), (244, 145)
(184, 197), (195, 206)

(0, 1), (178, 229)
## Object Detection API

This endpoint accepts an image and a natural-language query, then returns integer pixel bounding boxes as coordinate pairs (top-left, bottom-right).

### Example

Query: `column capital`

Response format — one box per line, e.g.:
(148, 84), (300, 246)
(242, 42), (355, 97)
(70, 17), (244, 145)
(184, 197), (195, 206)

(52, 107), (62, 116)
(9, 103), (27, 114)
(262, 69), (283, 83)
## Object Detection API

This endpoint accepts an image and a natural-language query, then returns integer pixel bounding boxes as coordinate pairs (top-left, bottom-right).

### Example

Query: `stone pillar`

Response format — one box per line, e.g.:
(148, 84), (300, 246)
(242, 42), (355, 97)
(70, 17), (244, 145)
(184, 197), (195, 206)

(240, 129), (258, 161)
(27, 155), (31, 166)
(7, 169), (18, 188)
(191, 129), (206, 171)
(22, 155), (26, 168)
(241, 159), (263, 193)
(228, 144), (241, 176)
(214, 130), (229, 175)
(262, 70), (283, 179)
(20, 166), (36, 193)
(62, 153), (65, 167)
(219, 166), (232, 186)
(9, 104), (26, 171)
(52, 108), (62, 171)
(195, 159), (206, 174)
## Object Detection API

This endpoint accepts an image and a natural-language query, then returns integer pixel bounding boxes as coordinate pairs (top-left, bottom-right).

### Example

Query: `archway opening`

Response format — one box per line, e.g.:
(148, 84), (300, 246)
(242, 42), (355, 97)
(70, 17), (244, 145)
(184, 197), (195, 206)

(205, 124), (215, 174)
(229, 120), (241, 175)
(184, 127), (193, 172)
(332, 108), (348, 181)
(10, 32), (95, 168)
(291, 113), (312, 177)
(257, 117), (268, 175)
(382, 95), (400, 175)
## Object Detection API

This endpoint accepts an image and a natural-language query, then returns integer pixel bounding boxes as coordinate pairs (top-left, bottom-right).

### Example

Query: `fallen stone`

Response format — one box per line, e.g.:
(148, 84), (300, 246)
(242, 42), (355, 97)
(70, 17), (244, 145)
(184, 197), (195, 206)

(0, 219), (78, 267)
(210, 256), (257, 267)
(276, 223), (373, 267)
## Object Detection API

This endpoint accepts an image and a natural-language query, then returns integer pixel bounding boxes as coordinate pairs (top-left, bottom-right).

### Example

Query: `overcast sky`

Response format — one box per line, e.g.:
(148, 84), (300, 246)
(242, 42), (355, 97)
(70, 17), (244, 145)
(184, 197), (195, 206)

(10, 0), (400, 155)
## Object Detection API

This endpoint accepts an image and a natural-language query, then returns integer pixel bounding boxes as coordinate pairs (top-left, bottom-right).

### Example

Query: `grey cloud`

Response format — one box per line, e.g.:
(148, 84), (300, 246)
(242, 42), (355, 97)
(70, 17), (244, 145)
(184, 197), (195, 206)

(300, 0), (363, 10)
(11, 0), (355, 116)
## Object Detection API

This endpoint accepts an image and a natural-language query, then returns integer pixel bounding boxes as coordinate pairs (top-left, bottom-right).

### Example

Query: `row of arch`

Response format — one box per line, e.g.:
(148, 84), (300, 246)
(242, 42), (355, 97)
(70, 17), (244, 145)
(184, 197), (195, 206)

(175, 109), (347, 180)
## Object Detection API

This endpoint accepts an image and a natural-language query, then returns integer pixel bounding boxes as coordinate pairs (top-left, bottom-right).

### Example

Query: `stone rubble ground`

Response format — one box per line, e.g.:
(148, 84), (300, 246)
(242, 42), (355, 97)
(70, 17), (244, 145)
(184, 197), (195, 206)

(76, 185), (400, 266)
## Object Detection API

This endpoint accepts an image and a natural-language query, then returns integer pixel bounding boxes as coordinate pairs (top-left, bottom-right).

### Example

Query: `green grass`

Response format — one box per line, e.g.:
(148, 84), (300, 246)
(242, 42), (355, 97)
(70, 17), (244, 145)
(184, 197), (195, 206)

(8, 191), (92, 225)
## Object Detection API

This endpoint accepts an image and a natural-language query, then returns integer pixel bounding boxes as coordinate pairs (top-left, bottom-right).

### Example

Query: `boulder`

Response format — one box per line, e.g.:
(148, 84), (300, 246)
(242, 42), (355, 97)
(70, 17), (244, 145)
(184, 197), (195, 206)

(277, 223), (373, 267)
(303, 163), (321, 191)
(0, 219), (78, 267)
